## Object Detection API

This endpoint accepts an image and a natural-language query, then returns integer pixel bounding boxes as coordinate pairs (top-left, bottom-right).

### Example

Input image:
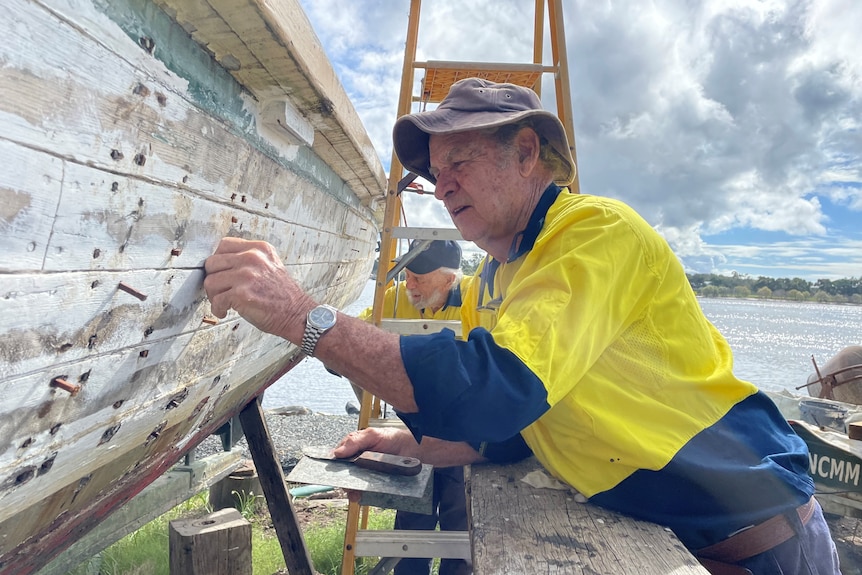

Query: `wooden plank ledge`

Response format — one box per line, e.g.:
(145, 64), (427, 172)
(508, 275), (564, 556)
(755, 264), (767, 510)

(379, 319), (462, 337)
(469, 457), (709, 574)
(354, 530), (471, 560)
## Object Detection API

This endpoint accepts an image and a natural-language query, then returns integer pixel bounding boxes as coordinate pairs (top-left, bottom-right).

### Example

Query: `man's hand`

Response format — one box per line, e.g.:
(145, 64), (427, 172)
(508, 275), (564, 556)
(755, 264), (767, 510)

(334, 427), (487, 467)
(203, 237), (314, 340)
(333, 427), (419, 459)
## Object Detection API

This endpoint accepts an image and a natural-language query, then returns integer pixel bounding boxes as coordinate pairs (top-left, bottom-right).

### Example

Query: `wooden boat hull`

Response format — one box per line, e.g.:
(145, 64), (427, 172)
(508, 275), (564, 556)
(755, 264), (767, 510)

(0, 0), (386, 573)
(766, 390), (862, 518)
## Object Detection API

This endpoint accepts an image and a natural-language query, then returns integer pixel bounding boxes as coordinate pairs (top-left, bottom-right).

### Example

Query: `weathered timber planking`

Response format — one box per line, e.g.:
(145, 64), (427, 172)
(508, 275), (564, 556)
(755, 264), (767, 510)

(2, 0), (379, 231)
(0, 336), (305, 561)
(0, 0), (385, 571)
(1, 268), (253, 380)
(154, 0), (388, 213)
(1, 326), (291, 523)
(0, 262), (368, 381)
(470, 458), (709, 574)
(2, 0), (253, 201)
(0, 140), (64, 271)
(0, 51), (375, 272)
(24, 157), (366, 273)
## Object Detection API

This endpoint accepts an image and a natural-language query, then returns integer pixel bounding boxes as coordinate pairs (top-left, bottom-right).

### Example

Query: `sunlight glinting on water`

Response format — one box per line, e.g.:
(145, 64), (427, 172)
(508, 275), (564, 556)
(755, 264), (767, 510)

(698, 299), (862, 394)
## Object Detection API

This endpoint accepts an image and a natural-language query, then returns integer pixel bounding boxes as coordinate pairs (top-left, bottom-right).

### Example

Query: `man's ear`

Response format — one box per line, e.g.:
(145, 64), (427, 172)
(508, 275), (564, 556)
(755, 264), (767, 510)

(515, 128), (541, 176)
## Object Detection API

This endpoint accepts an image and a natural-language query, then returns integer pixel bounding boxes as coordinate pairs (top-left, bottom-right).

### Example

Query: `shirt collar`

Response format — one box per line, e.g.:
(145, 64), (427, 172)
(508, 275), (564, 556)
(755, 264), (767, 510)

(506, 183), (562, 263)
(479, 183), (562, 302)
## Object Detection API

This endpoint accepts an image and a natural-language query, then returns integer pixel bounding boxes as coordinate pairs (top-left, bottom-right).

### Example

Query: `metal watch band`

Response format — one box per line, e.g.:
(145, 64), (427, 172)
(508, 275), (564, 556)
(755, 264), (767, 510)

(301, 328), (322, 357)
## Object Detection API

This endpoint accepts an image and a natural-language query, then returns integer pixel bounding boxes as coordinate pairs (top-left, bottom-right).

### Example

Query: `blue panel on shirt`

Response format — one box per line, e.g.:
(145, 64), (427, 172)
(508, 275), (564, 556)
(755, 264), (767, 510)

(590, 391), (814, 550)
(398, 327), (550, 443)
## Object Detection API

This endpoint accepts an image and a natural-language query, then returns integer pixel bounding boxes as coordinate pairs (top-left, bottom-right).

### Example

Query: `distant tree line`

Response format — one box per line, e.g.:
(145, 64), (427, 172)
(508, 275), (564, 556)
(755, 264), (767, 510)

(382, 254), (861, 304)
(687, 272), (862, 304)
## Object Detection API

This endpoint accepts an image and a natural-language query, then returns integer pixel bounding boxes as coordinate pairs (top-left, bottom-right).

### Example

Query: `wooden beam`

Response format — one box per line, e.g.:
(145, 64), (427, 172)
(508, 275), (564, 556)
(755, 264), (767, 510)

(169, 508), (252, 575)
(470, 458), (708, 574)
(239, 398), (315, 575)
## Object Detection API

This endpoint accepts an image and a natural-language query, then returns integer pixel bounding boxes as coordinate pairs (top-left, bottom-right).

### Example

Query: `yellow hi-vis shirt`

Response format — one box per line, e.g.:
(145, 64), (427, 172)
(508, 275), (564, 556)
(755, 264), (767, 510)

(461, 192), (757, 497)
(402, 186), (811, 550)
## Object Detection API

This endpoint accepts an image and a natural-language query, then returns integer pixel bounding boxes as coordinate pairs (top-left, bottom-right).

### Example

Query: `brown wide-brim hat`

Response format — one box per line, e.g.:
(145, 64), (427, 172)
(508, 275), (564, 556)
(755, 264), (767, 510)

(393, 77), (577, 186)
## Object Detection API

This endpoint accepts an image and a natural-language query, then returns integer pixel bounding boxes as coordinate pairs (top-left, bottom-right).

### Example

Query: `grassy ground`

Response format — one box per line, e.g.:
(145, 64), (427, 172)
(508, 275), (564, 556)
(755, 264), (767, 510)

(66, 489), (396, 575)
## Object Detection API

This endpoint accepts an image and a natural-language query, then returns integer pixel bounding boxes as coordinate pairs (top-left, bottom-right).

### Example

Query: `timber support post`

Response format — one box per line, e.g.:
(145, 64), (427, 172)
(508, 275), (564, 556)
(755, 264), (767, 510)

(239, 396), (316, 575)
(169, 507), (252, 575)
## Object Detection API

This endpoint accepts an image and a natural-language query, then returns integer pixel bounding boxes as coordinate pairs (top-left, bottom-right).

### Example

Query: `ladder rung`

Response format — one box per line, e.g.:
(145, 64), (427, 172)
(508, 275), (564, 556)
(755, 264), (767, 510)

(379, 319), (461, 337)
(391, 227), (463, 241)
(354, 530), (471, 560)
(368, 418), (407, 429)
(416, 60), (552, 73)
(414, 61), (552, 103)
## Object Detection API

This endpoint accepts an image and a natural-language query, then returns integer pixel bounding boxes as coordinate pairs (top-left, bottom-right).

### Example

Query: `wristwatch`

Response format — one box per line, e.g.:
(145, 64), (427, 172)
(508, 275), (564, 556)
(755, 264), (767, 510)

(301, 304), (338, 357)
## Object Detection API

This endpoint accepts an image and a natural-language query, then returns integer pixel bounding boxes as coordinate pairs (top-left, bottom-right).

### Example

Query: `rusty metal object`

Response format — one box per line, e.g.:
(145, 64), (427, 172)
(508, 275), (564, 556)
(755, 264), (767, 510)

(117, 282), (148, 301)
(51, 377), (81, 396)
(797, 358), (862, 399)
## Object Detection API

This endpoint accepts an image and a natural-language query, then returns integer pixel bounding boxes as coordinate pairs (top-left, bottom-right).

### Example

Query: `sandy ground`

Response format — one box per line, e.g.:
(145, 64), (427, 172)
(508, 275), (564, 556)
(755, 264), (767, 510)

(826, 514), (862, 573)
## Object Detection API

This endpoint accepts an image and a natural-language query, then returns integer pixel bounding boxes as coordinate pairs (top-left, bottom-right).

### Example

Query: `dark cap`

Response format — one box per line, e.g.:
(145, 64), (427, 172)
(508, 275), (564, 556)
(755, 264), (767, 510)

(397, 240), (462, 274)
(392, 77), (576, 186)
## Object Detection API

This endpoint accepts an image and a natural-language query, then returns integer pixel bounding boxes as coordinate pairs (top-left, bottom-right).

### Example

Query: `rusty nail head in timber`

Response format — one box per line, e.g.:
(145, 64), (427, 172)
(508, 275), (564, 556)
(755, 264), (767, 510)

(51, 377), (81, 396)
(118, 282), (148, 301)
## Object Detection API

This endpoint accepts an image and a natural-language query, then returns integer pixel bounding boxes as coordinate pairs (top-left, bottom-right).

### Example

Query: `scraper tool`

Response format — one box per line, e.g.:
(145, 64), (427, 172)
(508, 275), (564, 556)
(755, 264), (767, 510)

(302, 446), (422, 476)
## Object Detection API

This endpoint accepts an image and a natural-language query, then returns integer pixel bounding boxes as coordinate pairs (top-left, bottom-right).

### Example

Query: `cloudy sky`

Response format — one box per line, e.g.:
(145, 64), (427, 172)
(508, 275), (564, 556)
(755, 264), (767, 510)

(298, 0), (861, 281)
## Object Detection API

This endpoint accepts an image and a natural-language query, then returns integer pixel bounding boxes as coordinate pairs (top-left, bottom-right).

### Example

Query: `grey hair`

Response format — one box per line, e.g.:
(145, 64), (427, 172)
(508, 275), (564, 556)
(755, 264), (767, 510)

(484, 121), (569, 180)
(437, 266), (463, 286)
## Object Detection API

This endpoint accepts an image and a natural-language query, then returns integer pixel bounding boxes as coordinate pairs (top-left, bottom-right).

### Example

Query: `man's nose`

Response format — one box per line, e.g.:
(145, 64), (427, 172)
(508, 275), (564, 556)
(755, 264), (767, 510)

(433, 171), (455, 200)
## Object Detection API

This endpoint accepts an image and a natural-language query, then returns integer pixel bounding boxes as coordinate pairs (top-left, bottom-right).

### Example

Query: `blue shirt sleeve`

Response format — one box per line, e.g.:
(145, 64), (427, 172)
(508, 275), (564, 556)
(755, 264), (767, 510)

(397, 327), (550, 443)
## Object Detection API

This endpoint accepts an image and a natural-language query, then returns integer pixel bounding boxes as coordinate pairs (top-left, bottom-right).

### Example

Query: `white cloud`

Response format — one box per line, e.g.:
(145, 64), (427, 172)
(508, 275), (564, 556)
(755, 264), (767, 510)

(298, 0), (862, 279)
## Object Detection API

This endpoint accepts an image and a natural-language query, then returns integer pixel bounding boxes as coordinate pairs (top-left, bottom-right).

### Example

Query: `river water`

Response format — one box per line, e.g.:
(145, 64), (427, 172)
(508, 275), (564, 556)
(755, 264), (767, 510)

(263, 280), (862, 414)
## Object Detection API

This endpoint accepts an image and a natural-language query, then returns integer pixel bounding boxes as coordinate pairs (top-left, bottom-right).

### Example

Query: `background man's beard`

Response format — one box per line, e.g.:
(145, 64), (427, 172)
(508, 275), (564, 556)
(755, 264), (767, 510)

(407, 288), (446, 312)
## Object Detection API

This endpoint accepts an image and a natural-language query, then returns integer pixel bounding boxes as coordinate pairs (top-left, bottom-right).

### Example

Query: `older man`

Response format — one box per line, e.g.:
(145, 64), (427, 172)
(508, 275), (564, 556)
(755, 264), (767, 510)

(358, 239), (466, 323)
(204, 78), (839, 575)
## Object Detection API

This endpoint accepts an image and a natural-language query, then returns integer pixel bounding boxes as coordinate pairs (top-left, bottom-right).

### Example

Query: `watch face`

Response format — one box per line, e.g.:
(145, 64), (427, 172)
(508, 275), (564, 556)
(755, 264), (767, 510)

(309, 306), (336, 328)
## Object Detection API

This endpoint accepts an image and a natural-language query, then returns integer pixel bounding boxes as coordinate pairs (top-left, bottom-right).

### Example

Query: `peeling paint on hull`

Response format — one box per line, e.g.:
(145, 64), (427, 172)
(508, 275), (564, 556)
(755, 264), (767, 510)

(0, 0), (386, 573)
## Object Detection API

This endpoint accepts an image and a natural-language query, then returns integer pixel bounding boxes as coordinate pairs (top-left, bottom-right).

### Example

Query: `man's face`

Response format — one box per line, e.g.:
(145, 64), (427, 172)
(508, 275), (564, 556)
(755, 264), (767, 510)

(404, 268), (453, 311)
(428, 129), (530, 256)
